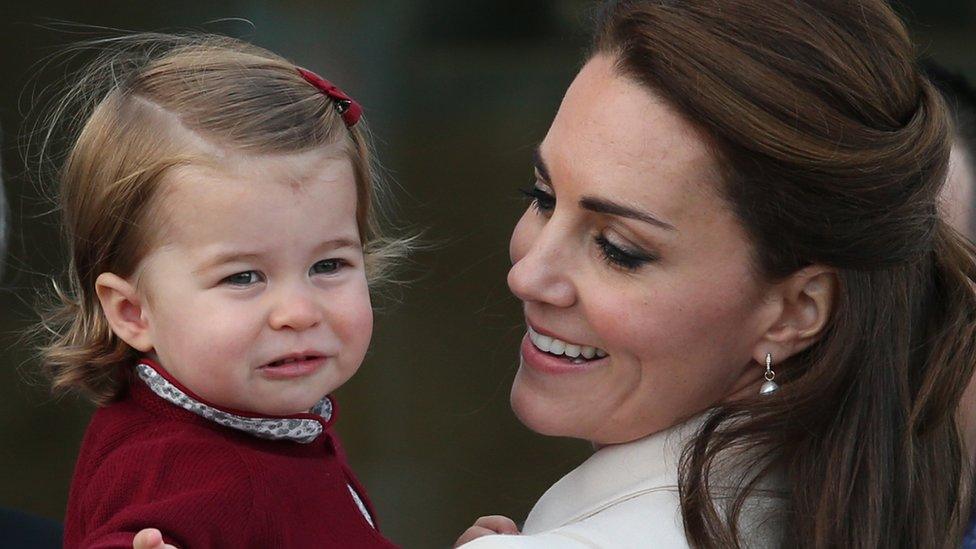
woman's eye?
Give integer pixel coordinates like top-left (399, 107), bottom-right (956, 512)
top-left (520, 185), bottom-right (556, 213)
top-left (595, 235), bottom-right (656, 270)
top-left (222, 271), bottom-right (264, 286)
top-left (310, 259), bottom-right (343, 275)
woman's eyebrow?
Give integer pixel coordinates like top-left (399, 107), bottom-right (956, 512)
top-left (532, 147), bottom-right (676, 231)
top-left (536, 145), bottom-right (674, 230)
top-left (579, 196), bottom-right (676, 231)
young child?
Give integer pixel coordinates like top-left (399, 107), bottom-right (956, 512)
top-left (38, 34), bottom-right (401, 548)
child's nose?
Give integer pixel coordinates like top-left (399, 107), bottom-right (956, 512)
top-left (268, 286), bottom-right (323, 331)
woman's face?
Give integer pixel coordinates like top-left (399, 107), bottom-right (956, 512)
top-left (508, 55), bottom-right (780, 445)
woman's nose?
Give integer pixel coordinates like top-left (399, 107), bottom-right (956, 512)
top-left (507, 215), bottom-right (577, 308)
top-left (268, 284), bottom-right (323, 331)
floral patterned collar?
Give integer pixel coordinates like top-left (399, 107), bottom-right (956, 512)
top-left (135, 361), bottom-right (333, 444)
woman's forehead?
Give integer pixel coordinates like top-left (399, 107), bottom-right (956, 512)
top-left (539, 55), bottom-right (724, 216)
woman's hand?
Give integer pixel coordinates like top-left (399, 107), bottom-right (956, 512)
top-left (132, 528), bottom-right (178, 549)
top-left (454, 515), bottom-right (520, 546)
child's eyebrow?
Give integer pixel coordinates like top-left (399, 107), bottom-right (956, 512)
top-left (193, 239), bottom-right (363, 274)
top-left (194, 252), bottom-right (262, 274)
top-left (318, 238), bottom-right (363, 252)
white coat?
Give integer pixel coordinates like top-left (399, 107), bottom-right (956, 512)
top-left (461, 414), bottom-right (783, 548)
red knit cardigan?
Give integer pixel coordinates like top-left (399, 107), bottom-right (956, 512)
top-left (63, 361), bottom-right (399, 549)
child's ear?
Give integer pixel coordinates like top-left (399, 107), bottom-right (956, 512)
top-left (95, 272), bottom-right (154, 353)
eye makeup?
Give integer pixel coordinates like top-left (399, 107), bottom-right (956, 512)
top-left (594, 235), bottom-right (657, 270)
top-left (520, 184), bottom-right (555, 213)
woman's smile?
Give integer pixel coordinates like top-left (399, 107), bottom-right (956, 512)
top-left (526, 324), bottom-right (608, 362)
top-left (520, 324), bottom-right (609, 376)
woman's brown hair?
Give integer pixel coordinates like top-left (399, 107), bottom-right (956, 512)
top-left (594, 1), bottom-right (976, 547)
top-left (36, 33), bottom-right (407, 406)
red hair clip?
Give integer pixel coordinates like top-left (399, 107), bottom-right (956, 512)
top-left (296, 67), bottom-right (362, 128)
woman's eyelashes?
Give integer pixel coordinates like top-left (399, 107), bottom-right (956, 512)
top-left (595, 235), bottom-right (656, 270)
top-left (520, 183), bottom-right (657, 270)
top-left (520, 184), bottom-right (555, 213)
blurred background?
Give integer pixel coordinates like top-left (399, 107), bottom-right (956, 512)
top-left (0, 1), bottom-right (973, 547)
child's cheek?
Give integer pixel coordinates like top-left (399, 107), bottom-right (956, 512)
top-left (336, 280), bottom-right (373, 361)
top-left (204, 308), bottom-right (254, 351)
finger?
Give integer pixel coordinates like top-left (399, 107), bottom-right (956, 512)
top-left (454, 526), bottom-right (499, 547)
top-left (132, 528), bottom-right (163, 549)
top-left (474, 515), bottom-right (520, 535)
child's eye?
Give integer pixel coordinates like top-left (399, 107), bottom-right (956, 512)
top-left (222, 271), bottom-right (264, 286)
top-left (310, 259), bottom-right (343, 275)
top-left (520, 184), bottom-right (555, 214)
top-left (595, 235), bottom-right (657, 271)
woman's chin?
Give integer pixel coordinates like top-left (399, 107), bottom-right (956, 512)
top-left (510, 371), bottom-right (588, 439)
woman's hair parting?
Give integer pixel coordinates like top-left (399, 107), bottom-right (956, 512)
top-left (594, 1), bottom-right (976, 547)
top-left (35, 33), bottom-right (407, 405)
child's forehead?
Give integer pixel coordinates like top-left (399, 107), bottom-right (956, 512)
top-left (143, 147), bottom-right (360, 250)
top-left (179, 145), bottom-right (353, 187)
top-left (164, 154), bottom-right (356, 210)
top-left (153, 151), bottom-right (351, 215)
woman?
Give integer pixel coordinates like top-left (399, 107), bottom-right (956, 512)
top-left (458, 0), bottom-right (976, 547)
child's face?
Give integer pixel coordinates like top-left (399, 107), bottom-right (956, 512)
top-left (133, 148), bottom-right (372, 416)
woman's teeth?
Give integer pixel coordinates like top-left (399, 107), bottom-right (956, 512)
top-left (528, 326), bottom-right (607, 363)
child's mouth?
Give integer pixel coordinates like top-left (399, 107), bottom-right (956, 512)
top-left (258, 354), bottom-right (329, 379)
top-left (263, 355), bottom-right (322, 368)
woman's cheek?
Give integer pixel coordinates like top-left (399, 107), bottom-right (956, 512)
top-left (589, 290), bottom-right (684, 361)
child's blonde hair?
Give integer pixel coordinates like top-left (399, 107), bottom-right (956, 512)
top-left (37, 33), bottom-right (404, 405)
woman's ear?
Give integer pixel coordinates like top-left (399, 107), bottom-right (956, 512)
top-left (95, 272), bottom-right (154, 352)
top-left (754, 265), bottom-right (836, 363)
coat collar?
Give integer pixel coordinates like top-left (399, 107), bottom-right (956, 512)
top-left (522, 413), bottom-right (708, 534)
top-left (134, 359), bottom-right (334, 444)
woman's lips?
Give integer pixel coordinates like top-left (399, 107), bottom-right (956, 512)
top-left (520, 333), bottom-right (608, 375)
top-left (258, 356), bottom-right (327, 379)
